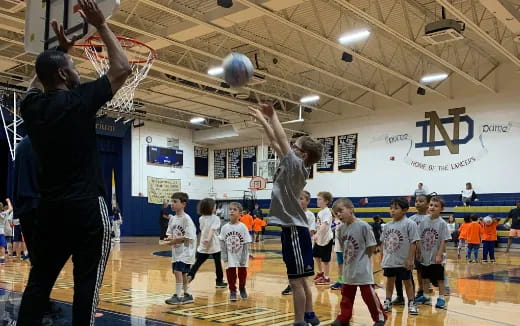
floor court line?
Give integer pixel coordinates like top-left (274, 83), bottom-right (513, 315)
top-left (444, 308), bottom-right (517, 326)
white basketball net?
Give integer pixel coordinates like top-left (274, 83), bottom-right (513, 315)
top-left (82, 37), bottom-right (156, 113)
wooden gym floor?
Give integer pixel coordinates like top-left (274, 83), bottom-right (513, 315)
top-left (1, 237), bottom-right (519, 325)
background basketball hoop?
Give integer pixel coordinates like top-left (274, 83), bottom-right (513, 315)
top-left (75, 36), bottom-right (157, 113)
top-left (249, 176), bottom-right (268, 191)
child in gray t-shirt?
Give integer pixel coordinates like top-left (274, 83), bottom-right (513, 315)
top-left (415, 197), bottom-right (451, 310)
top-left (249, 103), bottom-right (323, 326)
top-left (406, 194), bottom-right (430, 299)
top-left (331, 198), bottom-right (386, 325)
top-left (380, 198), bottom-right (420, 315)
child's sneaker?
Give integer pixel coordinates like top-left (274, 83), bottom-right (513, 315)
top-left (313, 272), bottom-right (324, 281)
top-left (415, 295), bottom-right (431, 305)
top-left (373, 322), bottom-right (385, 326)
top-left (490, 259), bottom-right (496, 264)
top-left (281, 285), bottom-right (292, 295)
top-left (239, 288), bottom-right (248, 300)
top-left (216, 281), bottom-right (227, 288)
top-left (330, 282), bottom-right (342, 290)
top-left (304, 313), bottom-right (320, 326)
top-left (331, 320), bottom-right (350, 326)
top-left (435, 297), bottom-right (446, 309)
top-left (315, 276), bottom-right (330, 285)
top-left (481, 260), bottom-right (488, 264)
top-left (383, 299), bottom-right (392, 312)
top-left (165, 294), bottom-right (182, 305)
top-left (408, 301), bottom-right (419, 315)
top-left (181, 293), bottom-right (194, 304)
top-left (391, 296), bottom-right (405, 305)
top-left (229, 292), bottom-right (238, 301)
top-left (0, 258), bottom-right (5, 264)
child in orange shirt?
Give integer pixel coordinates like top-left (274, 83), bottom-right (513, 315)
top-left (457, 216), bottom-right (471, 259)
top-left (466, 215), bottom-right (483, 263)
top-left (239, 211), bottom-right (254, 236)
top-left (252, 217), bottom-right (264, 242)
top-left (480, 216), bottom-right (499, 264)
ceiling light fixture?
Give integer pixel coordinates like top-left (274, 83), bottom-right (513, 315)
top-left (300, 95), bottom-right (320, 104)
top-left (420, 73), bottom-right (448, 83)
top-left (190, 117), bottom-right (205, 124)
top-left (208, 66), bottom-right (224, 76)
top-left (338, 30), bottom-right (371, 44)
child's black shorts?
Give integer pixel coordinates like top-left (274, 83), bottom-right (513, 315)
top-left (420, 264), bottom-right (445, 283)
top-left (312, 239), bottom-right (333, 262)
top-left (383, 267), bottom-right (412, 280)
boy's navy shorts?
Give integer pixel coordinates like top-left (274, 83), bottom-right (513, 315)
top-left (281, 226), bottom-right (314, 279)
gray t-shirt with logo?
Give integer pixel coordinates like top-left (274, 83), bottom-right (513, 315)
top-left (269, 151), bottom-right (309, 228)
top-left (381, 218), bottom-right (420, 268)
top-left (410, 214), bottom-right (429, 225)
top-left (418, 217), bottom-right (451, 266)
top-left (337, 219), bottom-right (377, 285)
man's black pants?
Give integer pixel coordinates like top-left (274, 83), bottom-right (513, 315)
top-left (17, 196), bottom-right (111, 326)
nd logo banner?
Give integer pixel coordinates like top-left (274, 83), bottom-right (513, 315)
top-left (415, 107), bottom-right (474, 156)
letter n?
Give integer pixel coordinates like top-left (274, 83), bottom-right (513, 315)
top-left (423, 107), bottom-right (465, 156)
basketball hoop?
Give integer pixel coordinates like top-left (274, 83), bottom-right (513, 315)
top-left (249, 176), bottom-right (267, 191)
top-left (75, 36), bottom-right (157, 113)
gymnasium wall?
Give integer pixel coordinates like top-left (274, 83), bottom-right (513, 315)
top-left (130, 123), bottom-right (210, 199)
top-left (213, 64), bottom-right (520, 199)
top-left (123, 64), bottom-right (520, 236)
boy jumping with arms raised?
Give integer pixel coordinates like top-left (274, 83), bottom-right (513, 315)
top-left (250, 103), bottom-right (323, 326)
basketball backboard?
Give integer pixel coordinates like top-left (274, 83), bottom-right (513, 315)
top-left (253, 159), bottom-right (279, 182)
top-left (24, 0), bottom-right (120, 55)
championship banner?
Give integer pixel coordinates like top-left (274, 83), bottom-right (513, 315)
top-left (147, 177), bottom-right (181, 204)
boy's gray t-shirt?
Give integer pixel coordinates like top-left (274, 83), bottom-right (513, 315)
top-left (337, 219), bottom-right (377, 285)
top-left (410, 213), bottom-right (429, 225)
top-left (269, 151), bottom-right (309, 228)
top-left (380, 218), bottom-right (420, 268)
top-left (418, 217), bottom-right (451, 266)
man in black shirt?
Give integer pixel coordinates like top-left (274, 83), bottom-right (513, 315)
top-left (12, 136), bottom-right (40, 258)
top-left (505, 201), bottom-right (520, 253)
top-left (18, 0), bottom-right (131, 324)
top-left (159, 200), bottom-right (171, 240)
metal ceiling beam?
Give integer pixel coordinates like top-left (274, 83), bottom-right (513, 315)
top-left (0, 10), bottom-right (338, 116)
top-left (236, 0), bottom-right (449, 99)
top-left (136, 0), bottom-right (410, 106)
top-left (152, 55), bottom-right (342, 115)
top-left (106, 19), bottom-right (371, 113)
top-left (436, 0), bottom-right (520, 67)
top-left (0, 18), bottom-right (305, 121)
top-left (331, 0), bottom-right (496, 93)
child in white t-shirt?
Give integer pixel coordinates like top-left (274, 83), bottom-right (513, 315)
top-left (220, 202), bottom-right (252, 301)
top-left (163, 192), bottom-right (197, 305)
top-left (331, 213), bottom-right (343, 290)
top-left (187, 198), bottom-right (227, 288)
top-left (313, 191), bottom-right (333, 285)
top-left (0, 199), bottom-right (13, 264)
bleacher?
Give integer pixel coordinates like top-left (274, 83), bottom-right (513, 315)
top-left (258, 192), bottom-right (520, 245)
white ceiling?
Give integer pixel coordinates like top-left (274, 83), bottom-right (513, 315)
top-left (0, 0), bottom-right (519, 141)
